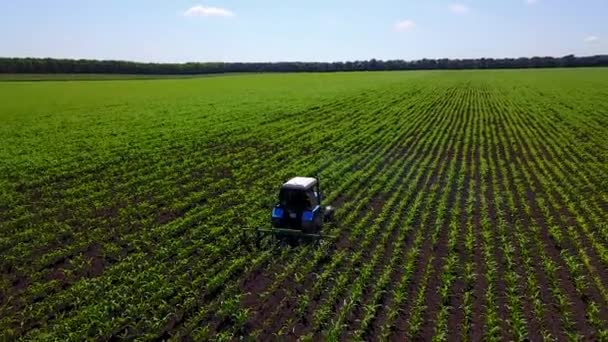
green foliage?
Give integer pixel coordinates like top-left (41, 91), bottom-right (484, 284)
top-left (1, 69), bottom-right (607, 340)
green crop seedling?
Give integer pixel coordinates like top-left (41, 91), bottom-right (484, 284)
top-left (1, 69), bottom-right (607, 340)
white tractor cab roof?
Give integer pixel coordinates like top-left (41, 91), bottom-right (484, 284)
top-left (282, 177), bottom-right (317, 190)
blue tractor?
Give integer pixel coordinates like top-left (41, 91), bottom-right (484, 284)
top-left (258, 177), bottom-right (335, 240)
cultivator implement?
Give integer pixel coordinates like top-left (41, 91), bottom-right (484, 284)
top-left (255, 227), bottom-right (336, 240)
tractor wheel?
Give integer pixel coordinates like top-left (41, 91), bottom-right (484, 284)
top-left (314, 219), bottom-right (322, 234)
top-left (323, 206), bottom-right (335, 222)
top-left (302, 225), bottom-right (314, 235)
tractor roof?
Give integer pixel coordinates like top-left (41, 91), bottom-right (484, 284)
top-left (282, 177), bottom-right (317, 190)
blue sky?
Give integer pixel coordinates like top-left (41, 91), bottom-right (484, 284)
top-left (0, 0), bottom-right (606, 62)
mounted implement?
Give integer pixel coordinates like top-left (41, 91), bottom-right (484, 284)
top-left (256, 177), bottom-right (335, 241)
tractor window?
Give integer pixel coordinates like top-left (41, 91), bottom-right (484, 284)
top-left (279, 189), bottom-right (311, 210)
top-left (307, 190), bottom-right (319, 208)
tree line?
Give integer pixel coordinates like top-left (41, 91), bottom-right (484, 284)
top-left (1, 55), bottom-right (607, 75)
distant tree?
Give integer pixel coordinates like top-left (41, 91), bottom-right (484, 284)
top-left (0, 55), bottom-right (606, 75)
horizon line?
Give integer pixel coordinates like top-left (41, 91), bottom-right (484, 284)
top-left (1, 54), bottom-right (606, 65)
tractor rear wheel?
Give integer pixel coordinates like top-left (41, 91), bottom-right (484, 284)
top-left (323, 206), bottom-right (335, 222)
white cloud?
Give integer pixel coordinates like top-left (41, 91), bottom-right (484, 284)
top-left (449, 3), bottom-right (470, 14)
top-left (184, 5), bottom-right (235, 17)
top-left (394, 20), bottom-right (416, 32)
top-left (526, 0), bottom-right (538, 5)
top-left (584, 35), bottom-right (599, 43)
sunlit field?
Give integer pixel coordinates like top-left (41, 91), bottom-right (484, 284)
top-left (1, 69), bottom-right (607, 340)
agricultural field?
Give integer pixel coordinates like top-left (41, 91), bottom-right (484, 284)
top-left (1, 69), bottom-right (607, 341)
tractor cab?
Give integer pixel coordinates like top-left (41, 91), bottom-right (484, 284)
top-left (271, 177), bottom-right (331, 235)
